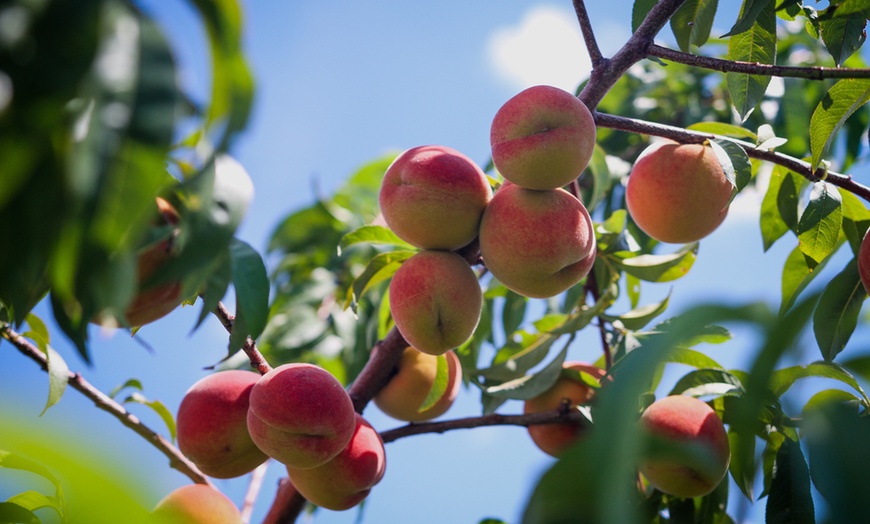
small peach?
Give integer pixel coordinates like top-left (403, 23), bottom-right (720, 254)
top-left (374, 348), bottom-right (462, 422)
top-left (151, 484), bottom-right (241, 524)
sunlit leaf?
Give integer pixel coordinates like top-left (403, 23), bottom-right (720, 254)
top-left (228, 238), bottom-right (270, 353)
top-left (797, 181), bottom-right (843, 267)
top-left (687, 122), bottom-right (757, 140)
top-left (813, 259), bottom-right (866, 361)
top-left (726, 0), bottom-right (776, 120)
top-left (418, 354), bottom-right (449, 413)
top-left (123, 392), bottom-right (177, 442)
top-left (809, 78), bottom-right (870, 170)
top-left (820, 12), bottom-right (867, 66)
top-left (338, 225), bottom-right (414, 254)
top-left (608, 243), bottom-right (699, 282)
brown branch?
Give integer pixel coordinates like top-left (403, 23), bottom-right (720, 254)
top-left (579, 0), bottom-right (687, 110)
top-left (649, 44), bottom-right (870, 80)
top-left (583, 270), bottom-right (613, 371)
top-left (347, 326), bottom-right (409, 414)
top-left (212, 301), bottom-right (272, 375)
top-left (0, 322), bottom-right (213, 487)
top-left (572, 0), bottom-right (603, 66)
top-left (261, 478), bottom-right (307, 524)
top-left (379, 409), bottom-right (590, 444)
top-left (594, 112), bottom-right (870, 202)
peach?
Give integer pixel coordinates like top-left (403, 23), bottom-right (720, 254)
top-left (286, 414), bottom-right (386, 511)
top-left (490, 85), bottom-right (596, 190)
top-left (523, 362), bottom-right (607, 457)
top-left (479, 183), bottom-right (596, 298)
top-left (151, 484), bottom-right (241, 524)
top-left (374, 348), bottom-right (462, 422)
top-left (859, 228), bottom-right (870, 295)
top-left (246, 363), bottom-right (356, 469)
top-left (378, 145), bottom-right (492, 250)
top-left (176, 370), bottom-right (268, 479)
top-left (389, 250), bottom-right (482, 356)
top-left (638, 395), bottom-right (731, 498)
top-left (625, 141), bottom-right (732, 244)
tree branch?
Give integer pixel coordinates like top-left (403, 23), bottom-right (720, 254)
top-left (572, 0), bottom-right (603, 66)
top-left (212, 301), bottom-right (272, 375)
top-left (594, 112), bottom-right (870, 202)
top-left (379, 409), bottom-right (590, 444)
top-left (0, 322), bottom-right (213, 487)
top-left (649, 44), bottom-right (870, 80)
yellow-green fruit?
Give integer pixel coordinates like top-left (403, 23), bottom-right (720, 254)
top-left (491, 85), bottom-right (597, 190)
top-left (479, 183), bottom-right (596, 298)
top-left (625, 141), bottom-right (732, 244)
top-left (638, 395), bottom-right (731, 498)
top-left (151, 484), bottom-right (241, 524)
top-left (389, 250), bottom-right (482, 355)
top-left (374, 348), bottom-right (462, 422)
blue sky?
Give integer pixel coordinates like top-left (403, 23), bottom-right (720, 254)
top-left (2, 1), bottom-right (867, 523)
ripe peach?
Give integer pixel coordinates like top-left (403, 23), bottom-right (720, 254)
top-left (246, 363), bottom-right (356, 469)
top-left (625, 141), bottom-right (732, 244)
top-left (638, 395), bottom-right (731, 498)
top-left (176, 370), bottom-right (268, 479)
top-left (389, 250), bottom-right (482, 356)
top-left (479, 183), bottom-right (596, 298)
top-left (379, 145), bottom-right (493, 250)
top-left (858, 228), bottom-right (870, 295)
top-left (151, 484), bottom-right (241, 524)
top-left (374, 348), bottom-right (462, 422)
top-left (523, 362), bottom-right (607, 457)
top-left (490, 85), bottom-right (596, 190)
top-left (286, 414), bottom-right (386, 511)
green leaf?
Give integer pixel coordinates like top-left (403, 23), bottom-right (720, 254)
top-left (601, 292), bottom-right (670, 331)
top-left (765, 438), bottom-right (814, 524)
top-left (0, 450), bottom-right (60, 487)
top-left (669, 369), bottom-right (745, 397)
top-left (123, 392), bottom-right (177, 442)
top-left (502, 291), bottom-right (528, 337)
top-left (809, 79), bottom-right (870, 170)
top-left (0, 502), bottom-right (40, 524)
top-left (802, 388), bottom-right (861, 414)
top-left (338, 225), bottom-right (414, 254)
top-left (726, 0), bottom-right (776, 120)
top-left (834, 0), bottom-right (870, 17)
top-left (760, 166), bottom-right (792, 251)
top-left (39, 346), bottom-right (69, 417)
top-left (347, 250), bottom-right (415, 307)
top-left (729, 428), bottom-right (757, 501)
top-left (710, 138), bottom-right (753, 197)
top-left (608, 243), bottom-right (699, 282)
top-left (670, 0), bottom-right (719, 52)
top-left (631, 0), bottom-right (659, 32)
top-left (820, 12), bottom-right (867, 66)
top-left (813, 259), bottom-right (866, 361)
top-left (6, 490), bottom-right (62, 518)
top-left (228, 239), bottom-right (270, 353)
top-left (665, 348), bottom-right (725, 370)
top-left (687, 121), bottom-right (758, 140)
top-left (769, 361), bottom-right (870, 404)
top-left (780, 241), bottom-right (839, 316)
top-left (108, 379), bottom-right (144, 400)
top-left (483, 338), bottom-right (571, 400)
top-left (418, 354), bottom-right (449, 414)
top-left (797, 181), bottom-right (843, 267)
top-left (478, 332), bottom-right (559, 382)
top-left (581, 144), bottom-right (611, 211)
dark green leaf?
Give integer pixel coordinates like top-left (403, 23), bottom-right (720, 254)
top-left (5, 490), bottom-right (62, 518)
top-left (632, 0), bottom-right (659, 32)
top-left (608, 243), bottom-right (699, 282)
top-left (760, 166), bottom-right (792, 251)
top-left (769, 361), bottom-right (869, 404)
top-left (797, 181), bottom-right (843, 267)
top-left (765, 438), bottom-right (814, 524)
top-left (0, 502), bottom-right (39, 524)
top-left (813, 259), bottom-right (866, 361)
top-left (780, 241), bottom-right (839, 316)
top-left (834, 0), bottom-right (870, 17)
top-left (809, 79), bottom-right (870, 170)
top-left (820, 12), bottom-right (867, 66)
top-left (710, 138), bottom-right (753, 198)
top-left (726, 0), bottom-right (776, 120)
top-left (729, 428), bottom-right (757, 501)
top-left (483, 338), bottom-right (570, 400)
top-left (671, 0), bottom-right (719, 52)
top-left (228, 239), bottom-right (270, 353)
top-left (502, 291), bottom-right (528, 337)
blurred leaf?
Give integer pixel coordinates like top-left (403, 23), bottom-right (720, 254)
top-left (418, 354), bottom-right (449, 413)
top-left (0, 502), bottom-right (40, 524)
top-left (601, 292), bottom-right (669, 331)
top-left (5, 490), bottom-right (62, 519)
top-left (802, 388), bottom-right (861, 414)
top-left (780, 241), bottom-right (839, 316)
top-left (726, 0), bottom-right (776, 120)
top-left (123, 392), bottom-right (177, 442)
top-left (820, 12), bottom-right (867, 66)
top-left (108, 379), bottom-right (144, 400)
top-left (338, 225), bottom-right (414, 254)
top-left (0, 450), bottom-right (60, 487)
top-left (687, 122), bottom-right (757, 140)
top-left (765, 438), bottom-right (814, 524)
top-left (669, 369), bottom-right (745, 397)
top-left (608, 243), bottom-right (698, 282)
top-left (809, 78), bottom-right (870, 170)
top-left (581, 144), bottom-right (611, 211)
top-left (332, 153), bottom-right (397, 223)
top-left (813, 259), bottom-right (866, 361)
top-left (478, 331), bottom-right (559, 382)
top-left (347, 250), bottom-right (415, 308)
top-left (797, 182), bottom-right (843, 267)
top-left (760, 166), bottom-right (792, 251)
top-left (670, 0), bottom-right (719, 52)
top-left (664, 348), bottom-right (724, 370)
top-left (228, 238), bottom-right (270, 353)
top-left (769, 361), bottom-right (869, 404)
top-left (483, 337), bottom-right (571, 400)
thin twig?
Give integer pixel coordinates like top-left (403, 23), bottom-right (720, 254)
top-left (0, 323), bottom-right (212, 487)
top-left (212, 301), bottom-right (272, 375)
top-left (649, 44), bottom-right (870, 80)
top-left (572, 0), bottom-right (603, 66)
top-left (241, 461), bottom-right (269, 524)
top-left (594, 112), bottom-right (870, 202)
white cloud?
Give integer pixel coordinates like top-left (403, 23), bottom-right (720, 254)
top-left (487, 5), bottom-right (591, 92)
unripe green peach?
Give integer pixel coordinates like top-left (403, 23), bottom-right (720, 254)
top-left (246, 363), bottom-right (356, 469)
top-left (490, 85), bottom-right (596, 190)
top-left (523, 362), bottom-right (606, 457)
top-left (176, 370), bottom-right (268, 479)
top-left (287, 414), bottom-right (386, 511)
top-left (858, 228), bottom-right (870, 295)
top-left (479, 183), bottom-right (596, 298)
top-left (151, 484), bottom-right (241, 524)
top-left (389, 250), bottom-right (482, 356)
top-left (374, 348), bottom-right (462, 422)
top-left (638, 395), bottom-right (731, 498)
top-left (625, 141), bottom-right (732, 244)
top-left (379, 145), bottom-right (492, 250)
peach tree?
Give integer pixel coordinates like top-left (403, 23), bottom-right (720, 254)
top-left (3, 0), bottom-right (870, 523)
